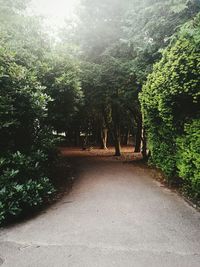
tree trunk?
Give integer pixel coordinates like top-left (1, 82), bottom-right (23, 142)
top-left (124, 129), bottom-right (130, 146)
top-left (111, 92), bottom-right (121, 156)
top-left (142, 128), bottom-right (148, 160)
top-left (101, 128), bottom-right (108, 149)
top-left (114, 124), bottom-right (121, 156)
top-left (134, 119), bottom-right (142, 153)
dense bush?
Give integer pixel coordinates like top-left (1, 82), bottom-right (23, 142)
top-left (140, 14), bottom-right (200, 200)
top-left (177, 119), bottom-right (200, 202)
top-left (0, 46), bottom-right (56, 225)
top-left (0, 152), bottom-right (55, 222)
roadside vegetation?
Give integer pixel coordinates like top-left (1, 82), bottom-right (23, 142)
top-left (0, 0), bottom-right (199, 224)
top-left (140, 15), bottom-right (200, 202)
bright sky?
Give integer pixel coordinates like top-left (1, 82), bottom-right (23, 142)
top-left (29, 0), bottom-right (79, 29)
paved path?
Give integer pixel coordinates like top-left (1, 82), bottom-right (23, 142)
top-left (0, 148), bottom-right (200, 267)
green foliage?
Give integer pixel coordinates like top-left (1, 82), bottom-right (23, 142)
top-left (0, 0), bottom-right (85, 225)
top-left (122, 0), bottom-right (200, 83)
top-left (0, 38), bottom-right (56, 225)
top-left (41, 51), bottom-right (83, 133)
top-left (177, 119), bottom-right (200, 202)
top-left (0, 45), bottom-right (52, 152)
top-left (0, 151), bottom-right (55, 224)
top-left (140, 14), bottom-right (200, 199)
top-left (75, 0), bottom-right (131, 59)
top-left (0, 0), bottom-right (51, 71)
top-left (79, 56), bottom-right (139, 145)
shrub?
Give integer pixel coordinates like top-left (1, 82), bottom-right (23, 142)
top-left (140, 14), bottom-right (200, 199)
top-left (0, 46), bottom-right (56, 225)
top-left (177, 119), bottom-right (200, 202)
top-left (0, 151), bottom-right (55, 224)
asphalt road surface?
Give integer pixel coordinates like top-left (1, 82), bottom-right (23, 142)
top-left (0, 148), bottom-right (200, 267)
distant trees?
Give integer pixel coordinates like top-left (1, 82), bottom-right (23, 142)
top-left (40, 51), bottom-right (83, 136)
top-left (68, 0), bottom-right (141, 155)
top-left (75, 0), bottom-right (131, 59)
top-left (79, 56), bottom-right (138, 155)
top-left (80, 62), bottom-right (111, 149)
top-left (69, 0), bottom-right (200, 156)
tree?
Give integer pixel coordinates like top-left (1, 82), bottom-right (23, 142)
top-left (80, 62), bottom-right (111, 148)
top-left (74, 0), bottom-right (131, 59)
top-left (79, 57), bottom-right (137, 155)
top-left (40, 51), bottom-right (83, 135)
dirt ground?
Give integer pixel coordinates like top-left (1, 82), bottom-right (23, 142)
top-left (59, 146), bottom-right (143, 161)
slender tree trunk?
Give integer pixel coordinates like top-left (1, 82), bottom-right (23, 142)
top-left (114, 124), bottom-right (121, 156)
top-left (101, 128), bottom-right (108, 149)
top-left (111, 91), bottom-right (121, 156)
top-left (134, 118), bottom-right (142, 153)
top-left (142, 128), bottom-right (148, 160)
top-left (124, 129), bottom-right (130, 146)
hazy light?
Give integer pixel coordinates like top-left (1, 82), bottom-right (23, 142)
top-left (29, 0), bottom-right (79, 29)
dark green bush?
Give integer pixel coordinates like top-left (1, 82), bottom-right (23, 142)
top-left (0, 152), bottom-right (55, 225)
top-left (0, 46), bottom-right (56, 225)
top-left (0, 168), bottom-right (54, 224)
